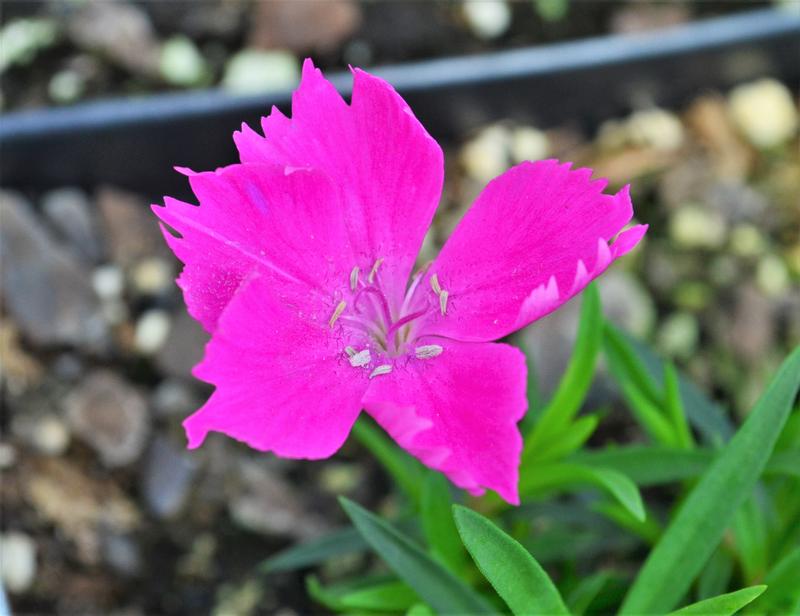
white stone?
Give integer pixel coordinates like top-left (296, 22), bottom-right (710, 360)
top-left (135, 310), bottom-right (171, 354)
top-left (627, 108), bottom-right (684, 151)
top-left (32, 414), bottom-right (70, 456)
top-left (462, 0), bottom-right (512, 40)
top-left (669, 205), bottom-right (726, 249)
top-left (222, 50), bottom-right (299, 94)
top-left (92, 265), bottom-right (124, 300)
top-left (510, 126), bottom-right (549, 163)
top-left (728, 79), bottom-right (799, 149)
top-left (757, 255), bottom-right (790, 296)
top-left (131, 257), bottom-right (173, 295)
top-left (461, 124), bottom-right (511, 183)
top-left (0, 532), bottom-right (36, 593)
top-left (160, 35), bottom-right (208, 87)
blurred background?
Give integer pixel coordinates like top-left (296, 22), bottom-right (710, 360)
top-left (1, 1), bottom-right (799, 614)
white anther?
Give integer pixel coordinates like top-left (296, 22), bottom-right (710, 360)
top-left (430, 273), bottom-right (442, 295)
top-left (350, 266), bottom-right (360, 292)
top-left (369, 364), bottom-right (392, 379)
top-left (349, 349), bottom-right (371, 367)
top-left (415, 345), bottom-right (443, 359)
top-left (345, 346), bottom-right (356, 357)
top-left (368, 258), bottom-right (385, 283)
top-left (328, 301), bottom-right (347, 327)
top-left (439, 290), bottom-right (449, 315)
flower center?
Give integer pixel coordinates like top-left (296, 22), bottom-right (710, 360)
top-left (327, 258), bottom-right (446, 375)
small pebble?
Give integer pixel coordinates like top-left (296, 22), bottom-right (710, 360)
top-left (657, 312), bottom-right (699, 360)
top-left (670, 204), bottom-right (726, 249)
top-left (134, 310), bottom-right (171, 355)
top-left (160, 35), bottom-right (208, 87)
top-left (0, 443), bottom-right (17, 469)
top-left (728, 78), bottom-right (799, 149)
top-left (627, 108), bottom-right (684, 151)
top-left (31, 414), bottom-right (71, 456)
top-left (0, 532), bottom-right (36, 593)
top-left (756, 255), bottom-right (790, 296)
top-left (222, 50), bottom-right (299, 94)
top-left (462, 0), bottom-right (512, 40)
top-left (730, 224), bottom-right (766, 257)
top-left (92, 265), bottom-right (125, 301)
top-left (131, 257), bottom-right (173, 295)
top-left (461, 124), bottom-right (511, 183)
top-left (48, 69), bottom-right (85, 104)
top-left (510, 126), bottom-right (549, 163)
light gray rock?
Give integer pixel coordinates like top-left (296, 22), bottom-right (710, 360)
top-left (41, 187), bottom-right (103, 262)
top-left (0, 191), bottom-right (107, 350)
top-left (141, 436), bottom-right (197, 518)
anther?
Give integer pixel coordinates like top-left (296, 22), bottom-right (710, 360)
top-left (368, 258), bottom-right (384, 283)
top-left (415, 345), bottom-right (443, 359)
top-left (430, 273), bottom-right (442, 295)
top-left (345, 346), bottom-right (356, 357)
top-left (369, 364), bottom-right (392, 379)
top-left (439, 290), bottom-right (449, 315)
top-left (328, 301), bottom-right (347, 327)
top-left (350, 266), bottom-right (360, 292)
top-left (349, 349), bottom-right (371, 367)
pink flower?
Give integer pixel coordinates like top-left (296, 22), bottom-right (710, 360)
top-left (153, 59), bottom-right (646, 505)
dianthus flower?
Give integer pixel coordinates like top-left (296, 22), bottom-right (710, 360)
top-left (153, 60), bottom-right (646, 504)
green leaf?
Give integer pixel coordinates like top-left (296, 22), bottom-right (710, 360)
top-left (339, 498), bottom-right (493, 614)
top-left (753, 546), bottom-right (800, 611)
top-left (620, 346), bottom-right (800, 614)
top-left (604, 322), bottom-right (662, 408)
top-left (732, 497), bottom-right (768, 583)
top-left (339, 580), bottom-right (419, 611)
top-left (668, 586), bottom-right (767, 615)
top-left (697, 548), bottom-right (735, 601)
top-left (664, 361), bottom-right (694, 449)
top-left (352, 418), bottom-right (424, 504)
top-left (520, 462), bottom-right (645, 522)
top-left (453, 505), bottom-right (569, 615)
top-left (528, 414), bottom-right (600, 463)
top-left (524, 284), bottom-right (602, 459)
top-left (420, 471), bottom-right (466, 573)
top-left (612, 325), bottom-right (734, 443)
top-left (406, 604), bottom-right (435, 616)
top-left (593, 501), bottom-right (661, 544)
top-left (618, 377), bottom-right (680, 446)
top-left (571, 446), bottom-right (799, 486)
top-left (566, 571), bottom-right (612, 615)
top-left (260, 526), bottom-right (366, 573)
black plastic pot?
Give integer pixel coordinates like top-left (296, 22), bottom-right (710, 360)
top-left (1, 8), bottom-right (798, 198)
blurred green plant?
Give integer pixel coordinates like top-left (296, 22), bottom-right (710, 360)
top-left (258, 287), bottom-right (800, 615)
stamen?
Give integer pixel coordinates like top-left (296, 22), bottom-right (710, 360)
top-left (439, 290), bottom-right (449, 315)
top-left (349, 349), bottom-right (371, 367)
top-left (369, 364), bottom-right (392, 379)
top-left (415, 345), bottom-right (443, 359)
top-left (345, 346), bottom-right (356, 357)
top-left (368, 258), bottom-right (384, 283)
top-left (329, 301), bottom-right (347, 327)
top-left (350, 266), bottom-right (360, 292)
top-left (385, 308), bottom-right (428, 339)
top-left (430, 273), bottom-right (442, 295)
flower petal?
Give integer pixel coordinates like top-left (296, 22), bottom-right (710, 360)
top-left (184, 274), bottom-right (369, 458)
top-left (421, 160), bottom-right (647, 342)
top-left (234, 59), bottom-right (444, 302)
top-left (361, 340), bottom-right (527, 504)
top-left (153, 163), bottom-right (354, 332)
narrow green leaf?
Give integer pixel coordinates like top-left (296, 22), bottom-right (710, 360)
top-left (528, 414), bottom-right (600, 463)
top-left (352, 418), bottom-right (424, 504)
top-left (697, 548), bottom-right (735, 601)
top-left (620, 346), bottom-right (800, 614)
top-left (664, 361), bottom-right (694, 449)
top-left (593, 501), bottom-right (661, 544)
top-left (732, 497), bottom-right (768, 583)
top-left (306, 575), bottom-right (348, 611)
top-left (453, 505), bottom-right (569, 616)
top-left (406, 604), bottom-right (435, 616)
top-left (618, 377), bottom-right (680, 446)
top-left (613, 325), bottom-right (734, 442)
top-left (668, 586), bottom-right (767, 615)
top-left (525, 284), bottom-right (602, 459)
top-left (420, 471), bottom-right (466, 573)
top-left (339, 580), bottom-right (419, 611)
top-left (571, 446), bottom-right (799, 486)
top-left (566, 571), bottom-right (612, 615)
top-left (260, 526), bottom-right (366, 573)
top-left (753, 546), bottom-right (800, 611)
top-left (339, 498), bottom-right (493, 614)
top-left (520, 462), bottom-right (645, 522)
top-left (604, 322), bottom-right (662, 407)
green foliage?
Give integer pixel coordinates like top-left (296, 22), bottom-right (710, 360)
top-left (668, 586), bottom-right (767, 615)
top-left (420, 471), bottom-right (467, 574)
top-left (453, 505), bottom-right (569, 615)
top-left (339, 497), bottom-right (494, 614)
top-left (620, 346), bottom-right (800, 613)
